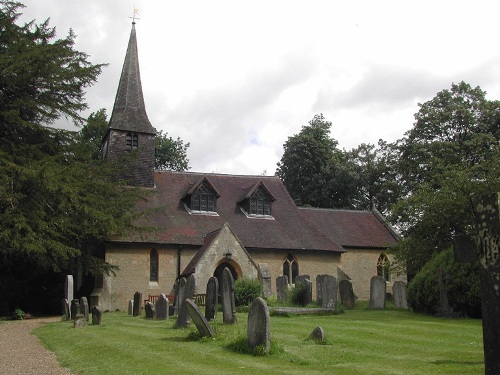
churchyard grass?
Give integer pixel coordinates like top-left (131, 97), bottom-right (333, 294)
top-left (34, 305), bottom-right (484, 375)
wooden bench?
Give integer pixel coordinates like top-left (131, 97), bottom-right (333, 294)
top-left (144, 294), bottom-right (204, 306)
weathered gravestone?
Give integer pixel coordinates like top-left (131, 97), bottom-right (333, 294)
top-left (176, 275), bottom-right (196, 328)
top-left (80, 297), bottom-right (89, 321)
top-left (276, 275), bottom-right (288, 302)
top-left (185, 299), bottom-right (214, 338)
top-left (436, 268), bottom-right (457, 317)
top-left (222, 267), bottom-right (237, 324)
top-left (258, 263), bottom-right (273, 297)
top-left (247, 297), bottom-right (270, 354)
top-left (61, 299), bottom-right (70, 320)
top-left (92, 305), bottom-right (102, 325)
top-left (155, 294), bottom-right (169, 320)
top-left (339, 279), bottom-right (355, 309)
top-left (316, 274), bottom-right (337, 309)
top-left (453, 192), bottom-right (500, 375)
top-left (70, 299), bottom-right (80, 320)
top-left (128, 300), bottom-right (134, 316)
top-left (295, 275), bottom-right (312, 306)
top-left (205, 276), bottom-right (218, 321)
top-left (65, 275), bottom-right (74, 305)
top-left (309, 326), bottom-right (325, 342)
top-left (369, 276), bottom-right (386, 310)
top-left (133, 292), bottom-right (142, 317)
top-left (73, 317), bottom-right (87, 328)
top-left (145, 302), bottom-right (155, 319)
top-left (392, 281), bottom-right (408, 309)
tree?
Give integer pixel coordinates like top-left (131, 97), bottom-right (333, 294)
top-left (78, 109), bottom-right (109, 160)
top-left (155, 130), bottom-right (190, 171)
top-left (391, 82), bottom-right (500, 276)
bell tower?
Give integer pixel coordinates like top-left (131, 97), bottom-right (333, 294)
top-left (102, 20), bottom-right (156, 188)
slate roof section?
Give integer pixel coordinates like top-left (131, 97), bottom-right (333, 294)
top-left (114, 171), bottom-right (345, 253)
top-left (108, 23), bottom-right (156, 135)
top-left (298, 207), bottom-right (399, 249)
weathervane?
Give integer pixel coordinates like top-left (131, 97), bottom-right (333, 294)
top-left (129, 6), bottom-right (140, 23)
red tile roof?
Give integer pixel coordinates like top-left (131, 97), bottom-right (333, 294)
top-left (114, 171), bottom-right (345, 253)
top-left (298, 207), bottom-right (399, 248)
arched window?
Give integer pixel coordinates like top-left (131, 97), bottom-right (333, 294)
top-left (283, 254), bottom-right (298, 285)
top-left (126, 132), bottom-right (139, 150)
top-left (377, 253), bottom-right (390, 282)
top-left (150, 249), bottom-right (158, 282)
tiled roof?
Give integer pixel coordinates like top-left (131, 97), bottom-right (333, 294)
top-left (298, 207), bottom-right (399, 248)
top-left (108, 23), bottom-right (156, 135)
top-left (114, 171), bottom-right (344, 253)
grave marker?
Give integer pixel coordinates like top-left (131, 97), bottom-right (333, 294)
top-left (309, 326), bottom-right (325, 342)
top-left (80, 297), bottom-right (89, 321)
top-left (276, 275), bottom-right (288, 302)
top-left (61, 299), bottom-right (70, 321)
top-left (369, 276), bottom-right (386, 310)
top-left (64, 275), bottom-right (73, 305)
top-left (339, 279), bottom-right (355, 309)
top-left (205, 277), bottom-right (219, 321)
top-left (247, 297), bottom-right (270, 354)
top-left (392, 281), bottom-right (408, 309)
top-left (295, 275), bottom-right (312, 306)
top-left (155, 294), bottom-right (169, 320)
top-left (316, 274), bottom-right (337, 309)
top-left (133, 292), bottom-right (142, 317)
top-left (92, 305), bottom-right (102, 325)
top-left (222, 267), bottom-right (237, 324)
top-left (145, 301), bottom-right (155, 319)
top-left (185, 299), bottom-right (214, 338)
top-left (128, 300), bottom-right (134, 316)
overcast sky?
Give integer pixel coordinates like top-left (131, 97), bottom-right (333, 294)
top-left (19, 1), bottom-right (500, 175)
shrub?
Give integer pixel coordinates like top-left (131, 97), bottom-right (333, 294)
top-left (234, 278), bottom-right (262, 307)
top-left (407, 247), bottom-right (481, 317)
top-left (287, 283), bottom-right (308, 306)
top-left (12, 308), bottom-right (25, 320)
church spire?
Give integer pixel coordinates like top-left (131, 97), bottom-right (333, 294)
top-left (108, 22), bottom-right (155, 135)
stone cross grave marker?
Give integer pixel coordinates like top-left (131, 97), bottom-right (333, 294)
top-left (369, 276), bottom-right (386, 310)
top-left (294, 275), bottom-right (312, 306)
top-left (453, 192), bottom-right (500, 375)
top-left (133, 292), bottom-right (142, 317)
top-left (185, 299), bottom-right (215, 338)
top-left (276, 275), bottom-right (288, 302)
top-left (222, 267), bottom-right (237, 324)
top-left (205, 276), bottom-right (218, 321)
top-left (316, 274), bottom-right (337, 309)
top-left (155, 294), bottom-right (169, 320)
top-left (339, 279), bottom-right (355, 309)
top-left (392, 281), bottom-right (408, 309)
top-left (247, 297), bottom-right (270, 354)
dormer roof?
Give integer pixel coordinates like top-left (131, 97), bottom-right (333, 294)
top-left (108, 23), bottom-right (156, 135)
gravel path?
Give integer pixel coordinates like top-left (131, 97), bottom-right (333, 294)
top-left (0, 317), bottom-right (74, 375)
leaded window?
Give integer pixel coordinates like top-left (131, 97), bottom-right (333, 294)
top-left (377, 253), bottom-right (390, 282)
top-left (150, 249), bottom-right (158, 282)
top-left (248, 186), bottom-right (271, 216)
top-left (191, 183), bottom-right (216, 212)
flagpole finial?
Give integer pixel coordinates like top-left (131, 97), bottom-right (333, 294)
top-left (129, 7), bottom-right (140, 24)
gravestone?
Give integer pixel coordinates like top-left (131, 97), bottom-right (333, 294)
top-left (222, 267), bottom-right (237, 324)
top-left (436, 268), bottom-right (456, 317)
top-left (80, 297), bottom-right (89, 321)
top-left (369, 276), bottom-right (386, 310)
top-left (247, 297), bottom-right (270, 354)
top-left (295, 275), bottom-right (312, 306)
top-left (309, 326), bottom-right (325, 342)
top-left (70, 299), bottom-right (80, 320)
top-left (316, 274), bottom-right (337, 309)
top-left (128, 300), bottom-right (134, 316)
top-left (185, 299), bottom-right (215, 338)
top-left (61, 299), bottom-right (70, 320)
top-left (176, 275), bottom-right (196, 328)
top-left (339, 279), bottom-right (355, 309)
top-left (73, 317), bottom-right (87, 328)
top-left (454, 192), bottom-right (500, 374)
top-left (205, 277), bottom-right (219, 321)
top-left (91, 305), bottom-right (102, 325)
top-left (276, 275), bottom-right (288, 302)
top-left (145, 301), bottom-right (155, 319)
top-left (258, 263), bottom-right (273, 297)
top-left (133, 291), bottom-right (142, 317)
top-left (392, 281), bottom-right (408, 309)
top-left (155, 294), bottom-right (169, 320)
top-left (174, 277), bottom-right (186, 323)
top-left (64, 275), bottom-right (74, 305)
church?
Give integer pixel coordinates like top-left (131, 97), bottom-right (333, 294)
top-left (92, 22), bottom-right (403, 311)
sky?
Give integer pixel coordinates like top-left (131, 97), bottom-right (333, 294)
top-left (19, 1), bottom-right (500, 175)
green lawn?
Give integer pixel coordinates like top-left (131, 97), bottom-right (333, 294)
top-left (34, 305), bottom-right (484, 375)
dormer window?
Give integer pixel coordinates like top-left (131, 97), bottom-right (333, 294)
top-left (126, 132), bottom-right (138, 150)
top-left (183, 177), bottom-right (220, 215)
top-left (240, 181), bottom-right (275, 218)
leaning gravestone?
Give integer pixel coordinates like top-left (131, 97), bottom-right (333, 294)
top-left (92, 305), bottom-right (102, 325)
top-left (339, 279), bottom-right (355, 309)
top-left (309, 326), bottom-right (325, 342)
top-left (65, 275), bottom-right (74, 305)
top-left (70, 299), bottom-right (80, 320)
top-left (80, 297), bottom-right (89, 321)
top-left (222, 267), bottom-right (237, 324)
top-left (276, 275), bottom-right (288, 302)
top-left (155, 294), bottom-right (169, 320)
top-left (128, 300), bottom-right (134, 316)
top-left (176, 275), bottom-right (196, 328)
top-left (205, 277), bottom-right (218, 321)
top-left (316, 274), bottom-right (337, 309)
top-left (61, 299), bottom-right (70, 320)
top-left (369, 276), bottom-right (386, 310)
top-left (145, 302), bottom-right (155, 319)
top-left (133, 291), bottom-right (142, 317)
top-left (185, 299), bottom-right (214, 338)
top-left (392, 281), bottom-right (408, 309)
top-left (295, 275), bottom-right (312, 306)
top-left (247, 297), bottom-right (270, 354)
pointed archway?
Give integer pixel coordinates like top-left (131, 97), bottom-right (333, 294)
top-left (213, 260), bottom-right (240, 289)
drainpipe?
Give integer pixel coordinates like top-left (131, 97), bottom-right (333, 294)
top-left (177, 245), bottom-right (182, 277)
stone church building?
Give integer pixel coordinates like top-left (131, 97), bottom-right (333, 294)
top-left (93, 23), bottom-right (403, 311)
